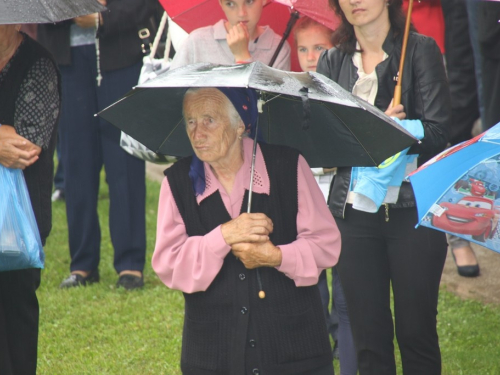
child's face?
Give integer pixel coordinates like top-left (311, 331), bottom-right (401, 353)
top-left (219, 0), bottom-right (266, 35)
top-left (296, 27), bottom-right (333, 72)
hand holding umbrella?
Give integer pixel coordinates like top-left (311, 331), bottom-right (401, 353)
top-left (393, 0), bottom-right (413, 106)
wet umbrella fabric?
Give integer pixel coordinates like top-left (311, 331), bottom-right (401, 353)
top-left (0, 0), bottom-right (106, 24)
top-left (408, 122), bottom-right (500, 253)
top-left (98, 61), bottom-right (417, 169)
top-left (272, 0), bottom-right (339, 31)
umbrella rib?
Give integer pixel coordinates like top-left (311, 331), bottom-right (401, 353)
top-left (261, 93), bottom-right (283, 105)
top-left (157, 118), bottom-right (185, 153)
top-left (321, 103), bottom-right (378, 166)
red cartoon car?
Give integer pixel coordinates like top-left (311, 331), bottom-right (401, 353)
top-left (470, 179), bottom-right (487, 196)
top-left (432, 196), bottom-right (498, 242)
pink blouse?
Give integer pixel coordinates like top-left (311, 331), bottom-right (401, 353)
top-left (152, 138), bottom-right (341, 293)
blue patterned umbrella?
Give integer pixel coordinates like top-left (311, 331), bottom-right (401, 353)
top-left (408, 122), bottom-right (500, 253)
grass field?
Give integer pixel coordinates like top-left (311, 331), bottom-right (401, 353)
top-left (37, 174), bottom-right (500, 374)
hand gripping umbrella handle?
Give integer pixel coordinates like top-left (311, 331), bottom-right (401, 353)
top-left (393, 0), bottom-right (413, 106)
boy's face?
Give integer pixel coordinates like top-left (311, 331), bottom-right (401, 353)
top-left (219, 0), bottom-right (266, 35)
top-left (296, 26), bottom-right (333, 72)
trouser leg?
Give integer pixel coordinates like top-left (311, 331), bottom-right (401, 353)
top-left (96, 61), bottom-right (146, 273)
top-left (0, 269), bottom-right (41, 375)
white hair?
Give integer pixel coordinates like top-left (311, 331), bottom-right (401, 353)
top-left (183, 88), bottom-right (243, 129)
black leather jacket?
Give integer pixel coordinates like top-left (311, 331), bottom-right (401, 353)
top-left (317, 29), bottom-right (451, 218)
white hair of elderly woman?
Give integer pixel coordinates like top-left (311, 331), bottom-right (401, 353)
top-left (183, 87), bottom-right (243, 130)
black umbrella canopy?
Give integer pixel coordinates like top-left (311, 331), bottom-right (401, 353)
top-left (0, 0), bottom-right (106, 24)
top-left (99, 62), bottom-right (418, 168)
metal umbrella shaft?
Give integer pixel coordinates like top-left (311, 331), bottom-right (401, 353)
top-left (269, 11), bottom-right (300, 67)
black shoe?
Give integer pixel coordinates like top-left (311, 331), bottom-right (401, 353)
top-left (451, 249), bottom-right (480, 277)
top-left (116, 274), bottom-right (144, 290)
top-left (60, 270), bottom-right (100, 288)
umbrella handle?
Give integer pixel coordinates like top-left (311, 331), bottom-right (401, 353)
top-left (393, 0), bottom-right (413, 107)
top-left (269, 11), bottom-right (300, 67)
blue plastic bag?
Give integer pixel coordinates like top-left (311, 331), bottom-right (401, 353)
top-left (0, 165), bottom-right (44, 272)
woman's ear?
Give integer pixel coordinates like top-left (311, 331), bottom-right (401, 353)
top-left (237, 122), bottom-right (246, 137)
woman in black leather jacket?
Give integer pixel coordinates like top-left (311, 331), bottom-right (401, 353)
top-left (317, 0), bottom-right (451, 374)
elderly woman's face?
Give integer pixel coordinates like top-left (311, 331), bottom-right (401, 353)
top-left (184, 88), bottom-right (244, 165)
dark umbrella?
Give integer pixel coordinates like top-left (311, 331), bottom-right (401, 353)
top-left (98, 61), bottom-right (418, 169)
top-left (0, 0), bottom-right (106, 24)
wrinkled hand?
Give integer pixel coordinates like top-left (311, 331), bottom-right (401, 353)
top-left (232, 241), bottom-right (282, 269)
top-left (221, 212), bottom-right (273, 246)
top-left (0, 137), bottom-right (40, 169)
top-left (385, 100), bottom-right (406, 120)
top-left (226, 22), bottom-right (251, 62)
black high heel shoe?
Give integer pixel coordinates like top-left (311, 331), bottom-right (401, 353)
top-left (451, 248), bottom-right (480, 277)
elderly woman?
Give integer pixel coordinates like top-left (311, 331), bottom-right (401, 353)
top-left (153, 87), bottom-right (341, 375)
top-left (0, 25), bottom-right (61, 374)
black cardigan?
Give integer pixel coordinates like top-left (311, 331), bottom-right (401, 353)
top-left (165, 143), bottom-right (332, 375)
top-left (0, 35), bottom-right (61, 245)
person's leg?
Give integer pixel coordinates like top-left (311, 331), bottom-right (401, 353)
top-left (477, 0), bottom-right (500, 130)
top-left (329, 271), bottom-right (340, 356)
top-left (318, 269), bottom-right (339, 351)
top-left (335, 205), bottom-right (395, 375)
top-left (441, 0), bottom-right (480, 145)
top-left (96, 61), bottom-right (146, 278)
top-left (385, 207), bottom-right (447, 375)
top-left (332, 267), bottom-right (358, 375)
top-left (60, 45), bottom-right (103, 274)
top-left (317, 269), bottom-right (332, 327)
top-left (465, 0), bottom-right (485, 124)
top-left (52, 135), bottom-right (65, 201)
top-left (481, 55), bottom-right (500, 129)
top-left (0, 268), bottom-right (41, 375)
top-left (446, 234), bottom-right (479, 277)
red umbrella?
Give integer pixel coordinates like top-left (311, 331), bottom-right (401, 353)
top-left (158, 0), bottom-right (339, 72)
top-left (273, 0), bottom-right (339, 31)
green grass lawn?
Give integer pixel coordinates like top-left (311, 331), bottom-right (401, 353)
top-left (37, 173), bottom-right (500, 374)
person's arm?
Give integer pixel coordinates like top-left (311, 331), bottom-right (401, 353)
top-left (275, 155), bottom-right (341, 286)
top-left (14, 57), bottom-right (60, 150)
top-left (152, 178), bottom-right (232, 293)
top-left (406, 36), bottom-right (450, 157)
